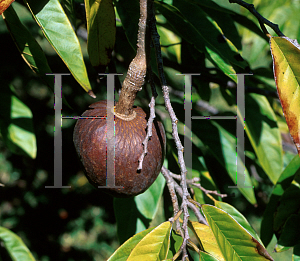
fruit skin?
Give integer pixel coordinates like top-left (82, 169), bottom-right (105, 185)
top-left (73, 100), bottom-right (166, 198)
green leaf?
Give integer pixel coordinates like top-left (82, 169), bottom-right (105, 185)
top-left (202, 204), bottom-right (274, 261)
top-left (244, 93), bottom-right (283, 184)
top-left (188, 221), bottom-right (224, 261)
top-left (194, 120), bottom-right (256, 204)
top-left (114, 173), bottom-right (166, 244)
top-left (214, 201), bottom-right (263, 246)
top-left (155, 1), bottom-right (238, 82)
top-left (127, 221), bottom-right (172, 261)
top-left (24, 0), bottom-right (92, 93)
top-left (166, 230), bottom-right (183, 259)
top-left (0, 85), bottom-right (36, 159)
top-left (261, 155), bottom-right (300, 247)
top-left (0, 226), bottom-right (36, 261)
top-left (115, 0), bottom-right (139, 51)
top-left (3, 5), bottom-right (71, 108)
top-left (107, 227), bottom-right (155, 261)
top-left (61, 0), bottom-right (77, 28)
top-left (277, 213), bottom-right (300, 248)
top-left (293, 243), bottom-right (300, 261)
top-left (199, 251), bottom-right (220, 261)
top-left (172, 0), bottom-right (248, 69)
top-left (2, 5), bottom-right (53, 89)
top-left (273, 173), bottom-right (300, 237)
top-left (85, 0), bottom-right (116, 71)
top-left (269, 36), bottom-right (300, 156)
top-left (163, 112), bottom-right (255, 204)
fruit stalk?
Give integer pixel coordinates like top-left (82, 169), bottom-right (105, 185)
top-left (114, 0), bottom-right (151, 118)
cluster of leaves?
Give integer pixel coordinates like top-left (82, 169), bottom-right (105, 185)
top-left (0, 0), bottom-right (299, 260)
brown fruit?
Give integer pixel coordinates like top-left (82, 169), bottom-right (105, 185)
top-left (73, 100), bottom-right (166, 197)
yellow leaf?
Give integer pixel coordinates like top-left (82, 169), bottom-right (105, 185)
top-left (270, 36), bottom-right (300, 156)
top-left (188, 221), bottom-right (225, 261)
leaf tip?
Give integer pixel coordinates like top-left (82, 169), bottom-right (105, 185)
top-left (88, 90), bottom-right (96, 99)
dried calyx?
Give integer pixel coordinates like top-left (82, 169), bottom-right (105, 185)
top-left (73, 0), bottom-right (166, 197)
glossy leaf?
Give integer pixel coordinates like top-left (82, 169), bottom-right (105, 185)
top-left (261, 155), bottom-right (300, 247)
top-left (114, 173), bottom-right (166, 244)
top-left (188, 221), bottom-right (224, 261)
top-left (24, 0), bottom-right (92, 93)
top-left (269, 36), bottom-right (300, 156)
top-left (214, 201), bottom-right (263, 246)
top-left (0, 226), bottom-right (36, 261)
top-left (202, 204), bottom-right (274, 261)
top-left (85, 0), bottom-right (116, 71)
top-left (127, 221), bottom-right (172, 261)
top-left (244, 93), bottom-right (283, 184)
top-left (154, 1), bottom-right (237, 82)
top-left (0, 85), bottom-right (36, 159)
top-left (199, 251), bottom-right (220, 261)
top-left (107, 227), bottom-right (155, 261)
top-left (61, 0), bottom-right (77, 28)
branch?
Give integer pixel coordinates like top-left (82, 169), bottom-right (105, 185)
top-left (137, 67), bottom-right (157, 171)
top-left (151, 11), bottom-right (191, 260)
top-left (229, 0), bottom-right (284, 36)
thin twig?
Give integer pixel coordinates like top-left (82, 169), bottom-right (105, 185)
top-left (161, 166), bottom-right (183, 236)
top-left (151, 17), bottom-right (190, 259)
top-left (191, 183), bottom-right (227, 198)
top-left (229, 0), bottom-right (284, 36)
top-left (137, 94), bottom-right (156, 170)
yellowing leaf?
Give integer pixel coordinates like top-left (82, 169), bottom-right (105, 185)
top-left (127, 221), bottom-right (172, 261)
top-left (85, 0), bottom-right (116, 72)
top-left (269, 36), bottom-right (300, 156)
top-left (202, 205), bottom-right (274, 261)
top-left (0, 0), bottom-right (14, 15)
top-left (188, 221), bottom-right (225, 261)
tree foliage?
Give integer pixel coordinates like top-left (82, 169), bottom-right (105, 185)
top-left (0, 0), bottom-right (299, 260)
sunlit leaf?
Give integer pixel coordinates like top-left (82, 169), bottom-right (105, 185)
top-left (107, 227), bottom-right (155, 261)
top-left (199, 251), bottom-right (220, 261)
top-left (0, 0), bottom-right (14, 14)
top-left (0, 85), bottom-right (36, 159)
top-left (269, 36), bottom-right (300, 156)
top-left (0, 226), bottom-right (36, 261)
top-left (214, 201), bottom-right (263, 246)
top-left (24, 0), bottom-right (92, 93)
top-left (85, 0), bottom-right (116, 71)
top-left (127, 221), bottom-right (172, 261)
top-left (188, 221), bottom-right (224, 261)
top-left (244, 93), bottom-right (283, 184)
top-left (202, 204), bottom-right (274, 261)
